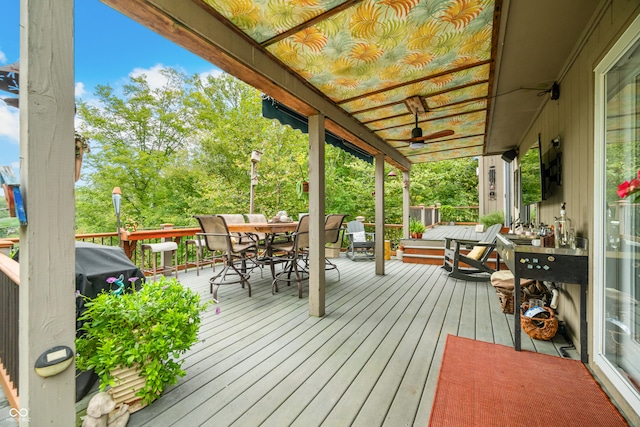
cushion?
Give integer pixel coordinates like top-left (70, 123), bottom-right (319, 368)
top-left (466, 245), bottom-right (486, 260)
top-left (490, 270), bottom-right (535, 289)
top-left (352, 231), bottom-right (366, 242)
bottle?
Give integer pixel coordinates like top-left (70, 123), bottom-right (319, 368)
top-left (554, 202), bottom-right (572, 248)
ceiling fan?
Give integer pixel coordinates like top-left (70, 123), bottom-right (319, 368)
top-left (387, 112), bottom-right (454, 148)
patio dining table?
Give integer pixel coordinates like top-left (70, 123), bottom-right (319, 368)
top-left (226, 221), bottom-right (298, 279)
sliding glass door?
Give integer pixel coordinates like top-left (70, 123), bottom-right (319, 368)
top-left (595, 15), bottom-right (640, 407)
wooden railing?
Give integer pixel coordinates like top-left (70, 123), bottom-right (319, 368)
top-left (0, 252), bottom-right (20, 410)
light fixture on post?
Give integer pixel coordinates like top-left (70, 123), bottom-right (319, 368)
top-left (249, 150), bottom-right (262, 214)
top-left (112, 187), bottom-right (122, 247)
top-left (387, 170), bottom-right (397, 178)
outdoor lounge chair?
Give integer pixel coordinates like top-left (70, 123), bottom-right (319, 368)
top-left (345, 220), bottom-right (375, 260)
top-left (441, 223), bottom-right (502, 281)
top-left (194, 215), bottom-right (258, 300)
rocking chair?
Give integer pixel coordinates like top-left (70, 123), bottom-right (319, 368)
top-left (441, 223), bottom-right (502, 281)
top-left (345, 220), bottom-right (375, 260)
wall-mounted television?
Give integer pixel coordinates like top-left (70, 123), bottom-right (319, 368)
top-left (520, 139), bottom-right (547, 206)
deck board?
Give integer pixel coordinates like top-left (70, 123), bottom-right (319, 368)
top-left (106, 257), bottom-right (576, 427)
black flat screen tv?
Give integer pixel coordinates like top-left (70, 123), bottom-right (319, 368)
top-left (520, 140), bottom-right (546, 205)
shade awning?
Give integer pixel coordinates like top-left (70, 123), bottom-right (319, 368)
top-left (261, 97), bottom-right (373, 164)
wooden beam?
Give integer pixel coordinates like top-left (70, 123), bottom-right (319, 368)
top-left (308, 114), bottom-right (325, 317)
top-left (20, 0), bottom-right (76, 424)
top-left (402, 170), bottom-right (411, 239)
top-left (375, 154), bottom-right (385, 275)
top-left (260, 0), bottom-right (364, 47)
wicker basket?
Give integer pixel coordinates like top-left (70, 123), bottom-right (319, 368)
top-left (495, 287), bottom-right (515, 314)
top-left (493, 281), bottom-right (550, 314)
top-left (520, 304), bottom-right (558, 340)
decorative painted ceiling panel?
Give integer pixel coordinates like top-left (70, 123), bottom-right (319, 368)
top-left (201, 0), bottom-right (498, 162)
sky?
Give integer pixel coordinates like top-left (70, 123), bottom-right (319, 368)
top-left (0, 0), bottom-right (221, 176)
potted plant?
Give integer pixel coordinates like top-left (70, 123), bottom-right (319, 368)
top-left (295, 162), bottom-right (309, 199)
top-left (76, 276), bottom-right (211, 410)
top-left (409, 218), bottom-right (426, 239)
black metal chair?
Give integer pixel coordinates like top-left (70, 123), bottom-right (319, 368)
top-left (271, 214), bottom-right (310, 298)
top-left (194, 215), bottom-right (258, 300)
top-left (324, 214), bottom-right (347, 279)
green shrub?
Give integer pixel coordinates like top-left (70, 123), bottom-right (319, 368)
top-left (480, 211), bottom-right (504, 228)
top-left (76, 276), bottom-right (211, 405)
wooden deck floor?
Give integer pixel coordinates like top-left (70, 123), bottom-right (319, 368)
top-left (108, 256), bottom-right (576, 427)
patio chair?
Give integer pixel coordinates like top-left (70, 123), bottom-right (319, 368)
top-left (441, 223), bottom-right (502, 281)
top-left (271, 214), bottom-right (310, 298)
top-left (194, 215), bottom-right (258, 300)
top-left (345, 220), bottom-right (375, 260)
top-left (325, 214), bottom-right (347, 279)
top-left (219, 214), bottom-right (251, 244)
top-left (244, 213), bottom-right (268, 249)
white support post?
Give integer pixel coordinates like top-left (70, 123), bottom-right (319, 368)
top-left (19, 0), bottom-right (76, 424)
top-left (375, 154), bottom-right (385, 275)
top-left (308, 114), bottom-right (325, 317)
top-left (403, 170), bottom-right (410, 239)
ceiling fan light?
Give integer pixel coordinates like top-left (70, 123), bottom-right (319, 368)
top-left (409, 141), bottom-right (424, 149)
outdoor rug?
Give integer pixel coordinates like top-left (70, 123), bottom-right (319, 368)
top-left (429, 335), bottom-right (629, 426)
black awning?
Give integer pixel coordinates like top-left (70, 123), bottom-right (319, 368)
top-left (261, 97), bottom-right (373, 164)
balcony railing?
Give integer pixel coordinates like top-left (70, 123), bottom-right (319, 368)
top-left (0, 252), bottom-right (19, 410)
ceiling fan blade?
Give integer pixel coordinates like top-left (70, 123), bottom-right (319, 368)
top-left (407, 129), bottom-right (454, 142)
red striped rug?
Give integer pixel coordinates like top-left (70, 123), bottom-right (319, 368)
top-left (429, 335), bottom-right (629, 426)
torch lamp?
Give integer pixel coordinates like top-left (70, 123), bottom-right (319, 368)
top-left (112, 187), bottom-right (122, 246)
top-left (249, 150), bottom-right (262, 214)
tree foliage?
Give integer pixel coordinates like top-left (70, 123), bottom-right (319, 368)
top-left (74, 68), bottom-right (479, 233)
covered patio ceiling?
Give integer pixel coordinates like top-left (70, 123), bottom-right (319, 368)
top-left (101, 0), bottom-right (600, 169)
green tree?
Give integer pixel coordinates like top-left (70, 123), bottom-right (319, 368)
top-left (74, 68), bottom-right (482, 234)
top-left (76, 68), bottom-right (196, 231)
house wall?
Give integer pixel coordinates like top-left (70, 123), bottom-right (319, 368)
top-left (478, 155), bottom-right (506, 218)
top-left (516, 1), bottom-right (640, 423)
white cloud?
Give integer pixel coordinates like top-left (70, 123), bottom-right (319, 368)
top-left (75, 82), bottom-right (86, 98)
top-left (129, 64), bottom-right (224, 90)
top-left (0, 49), bottom-right (6, 64)
top-left (129, 64), bottom-right (171, 91)
top-left (0, 103), bottom-right (19, 144)
top-left (200, 68), bottom-right (224, 82)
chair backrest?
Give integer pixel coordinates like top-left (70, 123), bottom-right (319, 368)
top-left (467, 223), bottom-right (503, 260)
top-left (194, 215), bottom-right (231, 252)
top-left (481, 223), bottom-right (503, 243)
top-left (245, 214), bottom-right (267, 223)
top-left (219, 214), bottom-right (246, 225)
top-left (325, 214), bottom-right (347, 244)
top-left (295, 214), bottom-right (310, 250)
top-left (245, 213), bottom-right (268, 240)
top-left (346, 220), bottom-right (365, 234)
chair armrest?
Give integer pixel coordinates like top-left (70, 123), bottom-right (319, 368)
top-left (196, 232), bottom-right (228, 238)
top-left (452, 239), bottom-right (496, 251)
